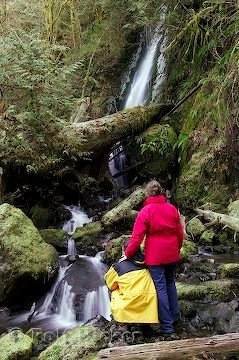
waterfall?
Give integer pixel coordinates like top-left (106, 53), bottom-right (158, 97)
top-left (109, 26), bottom-right (165, 187)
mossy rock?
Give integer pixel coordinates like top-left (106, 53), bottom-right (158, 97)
top-left (38, 326), bottom-right (108, 360)
top-left (178, 300), bottom-right (197, 318)
top-left (199, 230), bottom-right (215, 245)
top-left (218, 263), bottom-right (239, 279)
top-left (39, 229), bottom-right (68, 248)
top-left (30, 204), bottom-right (55, 229)
top-left (177, 279), bottom-right (239, 301)
top-left (187, 217), bottom-right (206, 238)
top-left (176, 132), bottom-right (231, 211)
top-left (0, 330), bottom-right (33, 360)
top-left (228, 200), bottom-right (239, 218)
top-left (103, 235), bottom-right (130, 265)
top-left (125, 124), bottom-right (177, 178)
top-left (180, 240), bottom-right (198, 261)
top-left (72, 221), bottom-right (102, 250)
top-left (0, 203), bottom-right (59, 306)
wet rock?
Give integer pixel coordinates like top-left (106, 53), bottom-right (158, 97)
top-left (187, 217), bottom-right (206, 238)
top-left (178, 300), bottom-right (197, 319)
top-left (0, 330), bottom-right (33, 360)
top-left (39, 229), bottom-right (68, 249)
top-left (30, 204), bottom-right (55, 229)
top-left (229, 300), bottom-right (239, 310)
top-left (228, 313), bottom-right (239, 332)
top-left (38, 325), bottom-right (109, 360)
top-left (0, 203), bottom-right (59, 307)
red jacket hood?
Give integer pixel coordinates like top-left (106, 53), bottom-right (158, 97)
top-left (143, 195), bottom-right (166, 207)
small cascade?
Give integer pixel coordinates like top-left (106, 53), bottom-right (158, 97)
top-left (63, 205), bottom-right (92, 235)
top-left (56, 281), bottom-right (75, 323)
top-left (3, 205), bottom-right (111, 332)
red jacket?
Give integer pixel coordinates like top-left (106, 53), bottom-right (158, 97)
top-left (125, 195), bottom-right (184, 265)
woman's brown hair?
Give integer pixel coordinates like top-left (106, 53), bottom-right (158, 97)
top-left (145, 180), bottom-right (164, 197)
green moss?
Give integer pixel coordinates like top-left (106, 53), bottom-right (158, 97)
top-left (72, 221), bottom-right (102, 244)
top-left (187, 217), bottom-right (206, 238)
top-left (180, 240), bottom-right (198, 261)
top-left (39, 229), bottom-right (68, 248)
top-left (218, 263), bottom-right (239, 279)
top-left (199, 230), bottom-right (215, 245)
top-left (38, 326), bottom-right (108, 360)
top-left (30, 204), bottom-right (55, 229)
top-left (0, 203), bottom-right (59, 303)
top-left (177, 279), bottom-right (239, 301)
top-left (103, 235), bottom-right (130, 265)
top-left (0, 330), bottom-right (33, 360)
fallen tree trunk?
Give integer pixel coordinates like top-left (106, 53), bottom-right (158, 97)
top-left (101, 187), bottom-right (146, 228)
top-left (56, 104), bottom-right (173, 155)
top-left (97, 333), bottom-right (239, 360)
top-left (196, 208), bottom-right (239, 232)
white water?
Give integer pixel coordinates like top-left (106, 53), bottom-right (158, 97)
top-left (31, 206), bottom-right (110, 329)
top-left (124, 34), bottom-right (159, 109)
top-left (62, 205), bottom-right (92, 235)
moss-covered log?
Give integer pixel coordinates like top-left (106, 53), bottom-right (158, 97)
top-left (101, 187), bottom-right (146, 228)
top-left (57, 104), bottom-right (173, 156)
top-left (196, 208), bottom-right (239, 232)
top-left (97, 333), bottom-right (239, 360)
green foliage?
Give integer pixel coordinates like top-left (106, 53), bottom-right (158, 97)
top-left (0, 30), bottom-right (81, 170)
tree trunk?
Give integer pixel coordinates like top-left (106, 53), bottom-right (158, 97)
top-left (196, 208), bottom-right (239, 232)
top-left (56, 104), bottom-right (173, 156)
top-left (101, 187), bottom-right (146, 228)
top-left (97, 333), bottom-right (239, 360)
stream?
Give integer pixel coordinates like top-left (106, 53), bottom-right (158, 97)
top-left (1, 206), bottom-right (111, 333)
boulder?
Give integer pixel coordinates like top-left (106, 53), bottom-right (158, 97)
top-left (177, 279), bottom-right (239, 301)
top-left (72, 221), bottom-right (103, 252)
top-left (39, 229), bottom-right (68, 249)
top-left (0, 203), bottom-right (59, 306)
top-left (125, 124), bottom-right (177, 179)
top-left (218, 263), bottom-right (239, 278)
top-left (38, 325), bottom-right (109, 360)
top-left (103, 235), bottom-right (130, 265)
top-left (30, 204), bottom-right (55, 229)
top-left (0, 330), bottom-right (33, 360)
top-left (186, 217), bottom-right (206, 238)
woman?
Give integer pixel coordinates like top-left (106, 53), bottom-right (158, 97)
top-left (122, 180), bottom-right (184, 335)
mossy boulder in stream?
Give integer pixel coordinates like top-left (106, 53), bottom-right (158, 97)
top-left (72, 221), bottom-right (103, 251)
top-left (0, 203), bottom-right (59, 306)
top-left (38, 326), bottom-right (109, 360)
top-left (39, 229), bottom-right (68, 249)
top-left (0, 330), bottom-right (33, 360)
top-left (218, 263), bottom-right (239, 279)
top-left (199, 229), bottom-right (215, 245)
top-left (177, 279), bottom-right (239, 301)
top-left (103, 235), bottom-right (130, 265)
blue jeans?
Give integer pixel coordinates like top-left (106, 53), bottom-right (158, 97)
top-left (149, 263), bottom-right (180, 333)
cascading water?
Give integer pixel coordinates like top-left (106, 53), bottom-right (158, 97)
top-left (109, 25), bottom-right (166, 186)
top-left (3, 206), bottom-right (111, 332)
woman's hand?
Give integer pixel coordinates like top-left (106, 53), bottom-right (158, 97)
top-left (118, 255), bottom-right (128, 262)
